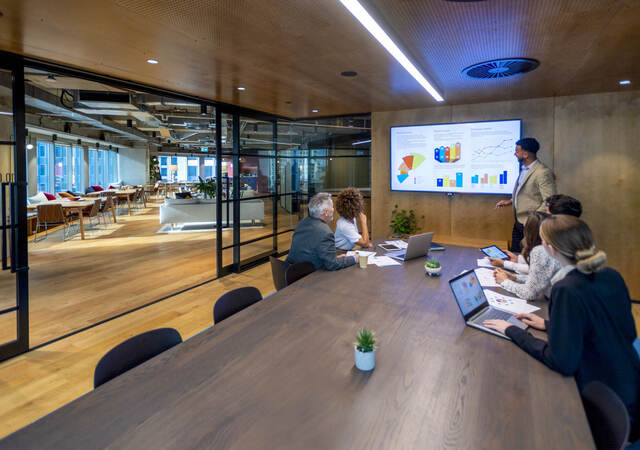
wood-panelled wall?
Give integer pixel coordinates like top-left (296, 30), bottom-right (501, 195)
top-left (372, 91), bottom-right (640, 298)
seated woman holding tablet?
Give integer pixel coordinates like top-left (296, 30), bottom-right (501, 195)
top-left (484, 215), bottom-right (640, 441)
top-left (493, 212), bottom-right (561, 300)
top-left (334, 188), bottom-right (372, 251)
top-left (488, 248), bottom-right (529, 275)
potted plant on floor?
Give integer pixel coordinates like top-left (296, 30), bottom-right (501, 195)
top-left (424, 258), bottom-right (442, 277)
top-left (354, 328), bottom-right (376, 371)
top-left (389, 205), bottom-right (423, 238)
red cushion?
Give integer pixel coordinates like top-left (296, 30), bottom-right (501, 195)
top-left (43, 192), bottom-right (56, 200)
top-left (107, 185), bottom-right (115, 190)
top-left (92, 185), bottom-right (104, 191)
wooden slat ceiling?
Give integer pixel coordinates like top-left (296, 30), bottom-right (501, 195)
top-left (0, 0), bottom-right (638, 118)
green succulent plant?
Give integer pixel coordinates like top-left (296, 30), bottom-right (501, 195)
top-left (355, 328), bottom-right (376, 353)
top-left (425, 258), bottom-right (441, 269)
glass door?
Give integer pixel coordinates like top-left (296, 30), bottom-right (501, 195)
top-left (0, 57), bottom-right (29, 361)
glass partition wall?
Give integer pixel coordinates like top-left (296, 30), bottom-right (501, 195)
top-left (0, 51), bottom-right (370, 360)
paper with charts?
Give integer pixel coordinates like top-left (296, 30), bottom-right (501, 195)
top-left (473, 268), bottom-right (500, 287)
top-left (483, 289), bottom-right (540, 315)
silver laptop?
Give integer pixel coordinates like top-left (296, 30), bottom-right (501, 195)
top-left (448, 270), bottom-right (527, 340)
top-left (385, 232), bottom-right (434, 261)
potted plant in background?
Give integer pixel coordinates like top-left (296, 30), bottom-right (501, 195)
top-left (389, 205), bottom-right (424, 238)
top-left (194, 177), bottom-right (217, 202)
top-left (424, 257), bottom-right (442, 277)
top-left (354, 328), bottom-right (376, 371)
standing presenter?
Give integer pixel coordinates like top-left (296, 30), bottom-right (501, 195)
top-left (495, 138), bottom-right (557, 253)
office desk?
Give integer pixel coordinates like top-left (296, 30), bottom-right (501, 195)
top-left (0, 245), bottom-right (594, 449)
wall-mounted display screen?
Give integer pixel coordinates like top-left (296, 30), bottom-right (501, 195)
top-left (390, 119), bottom-right (521, 194)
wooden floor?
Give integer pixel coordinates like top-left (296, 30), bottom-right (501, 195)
top-left (0, 262), bottom-right (276, 439)
top-left (0, 198), bottom-right (299, 346)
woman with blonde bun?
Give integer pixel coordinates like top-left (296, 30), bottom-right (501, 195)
top-left (484, 215), bottom-right (640, 440)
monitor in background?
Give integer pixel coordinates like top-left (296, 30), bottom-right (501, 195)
top-left (390, 119), bottom-right (521, 195)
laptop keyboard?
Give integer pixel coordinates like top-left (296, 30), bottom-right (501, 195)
top-left (479, 309), bottom-right (513, 321)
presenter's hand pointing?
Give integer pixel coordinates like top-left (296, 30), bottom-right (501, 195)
top-left (494, 199), bottom-right (512, 209)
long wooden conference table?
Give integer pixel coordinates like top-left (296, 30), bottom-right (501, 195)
top-left (0, 245), bottom-right (594, 449)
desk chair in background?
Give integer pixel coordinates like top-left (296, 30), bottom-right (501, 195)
top-left (94, 328), bottom-right (182, 388)
top-left (213, 287), bottom-right (262, 324)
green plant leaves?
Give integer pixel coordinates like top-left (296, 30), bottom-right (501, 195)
top-left (355, 328), bottom-right (376, 352)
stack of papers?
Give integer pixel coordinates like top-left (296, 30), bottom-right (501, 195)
top-left (346, 250), bottom-right (376, 258)
top-left (369, 256), bottom-right (401, 266)
top-left (385, 240), bottom-right (408, 249)
top-left (474, 268), bottom-right (500, 287)
top-left (483, 289), bottom-right (540, 314)
top-left (476, 257), bottom-right (494, 268)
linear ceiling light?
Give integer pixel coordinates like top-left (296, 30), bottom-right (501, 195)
top-left (339, 0), bottom-right (444, 102)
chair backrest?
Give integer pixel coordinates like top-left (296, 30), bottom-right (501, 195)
top-left (94, 328), bottom-right (182, 388)
top-left (85, 200), bottom-right (100, 217)
top-left (285, 261), bottom-right (316, 286)
top-left (37, 204), bottom-right (65, 223)
top-left (581, 381), bottom-right (630, 450)
top-left (270, 256), bottom-right (289, 291)
top-left (213, 286), bottom-right (262, 324)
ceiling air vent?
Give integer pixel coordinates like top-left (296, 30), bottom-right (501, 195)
top-left (462, 58), bottom-right (539, 79)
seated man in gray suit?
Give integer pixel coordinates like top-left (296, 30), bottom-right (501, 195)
top-left (286, 192), bottom-right (357, 271)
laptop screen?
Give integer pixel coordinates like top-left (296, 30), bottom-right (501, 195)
top-left (449, 270), bottom-right (488, 320)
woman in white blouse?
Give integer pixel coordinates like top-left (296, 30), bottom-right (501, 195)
top-left (334, 187), bottom-right (372, 251)
top-left (492, 211), bottom-right (561, 300)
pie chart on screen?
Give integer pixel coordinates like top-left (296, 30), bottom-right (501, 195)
top-left (397, 153), bottom-right (426, 183)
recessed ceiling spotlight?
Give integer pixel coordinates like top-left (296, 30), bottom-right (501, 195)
top-left (339, 0), bottom-right (444, 102)
top-left (146, 59), bottom-right (159, 64)
top-left (619, 80), bottom-right (631, 85)
top-left (312, 109), bottom-right (319, 113)
top-left (237, 87), bottom-right (246, 91)
top-left (26, 143), bottom-right (34, 150)
top-left (45, 74), bottom-right (56, 82)
top-left (341, 71), bottom-right (358, 77)
top-left (200, 104), bottom-right (207, 116)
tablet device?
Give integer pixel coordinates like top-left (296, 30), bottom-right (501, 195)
top-left (481, 245), bottom-right (509, 260)
top-left (379, 243), bottom-right (400, 251)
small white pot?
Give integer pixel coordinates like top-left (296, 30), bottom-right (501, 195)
top-left (425, 266), bottom-right (442, 277)
top-left (354, 347), bottom-right (376, 371)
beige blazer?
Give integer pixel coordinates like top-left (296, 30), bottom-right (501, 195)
top-left (512, 160), bottom-right (557, 224)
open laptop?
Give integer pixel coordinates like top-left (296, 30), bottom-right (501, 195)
top-left (448, 270), bottom-right (527, 340)
top-left (385, 232), bottom-right (434, 261)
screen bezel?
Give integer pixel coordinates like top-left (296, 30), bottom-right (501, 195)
top-left (481, 245), bottom-right (509, 260)
top-left (389, 118), bottom-right (522, 195)
top-left (449, 269), bottom-right (490, 321)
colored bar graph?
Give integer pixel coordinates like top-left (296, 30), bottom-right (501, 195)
top-left (502, 170), bottom-right (507, 185)
top-left (471, 174), bottom-right (479, 184)
top-left (481, 174), bottom-right (488, 184)
top-left (490, 175), bottom-right (497, 184)
top-left (437, 178), bottom-right (443, 187)
top-left (443, 176), bottom-right (450, 187)
top-left (456, 172), bottom-right (463, 187)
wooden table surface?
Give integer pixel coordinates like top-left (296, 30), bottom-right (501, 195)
top-left (0, 245), bottom-right (594, 449)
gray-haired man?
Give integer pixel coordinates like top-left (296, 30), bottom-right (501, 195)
top-left (286, 192), bottom-right (357, 270)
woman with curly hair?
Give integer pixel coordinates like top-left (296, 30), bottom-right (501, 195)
top-left (334, 187), bottom-right (372, 250)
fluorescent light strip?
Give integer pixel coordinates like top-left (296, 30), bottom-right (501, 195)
top-left (352, 139), bottom-right (371, 145)
top-left (339, 0), bottom-right (444, 102)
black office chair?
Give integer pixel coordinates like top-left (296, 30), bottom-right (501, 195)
top-left (94, 328), bottom-right (182, 388)
top-left (213, 286), bottom-right (263, 324)
top-left (270, 256), bottom-right (289, 291)
top-left (285, 261), bottom-right (316, 286)
top-left (581, 381), bottom-right (630, 450)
